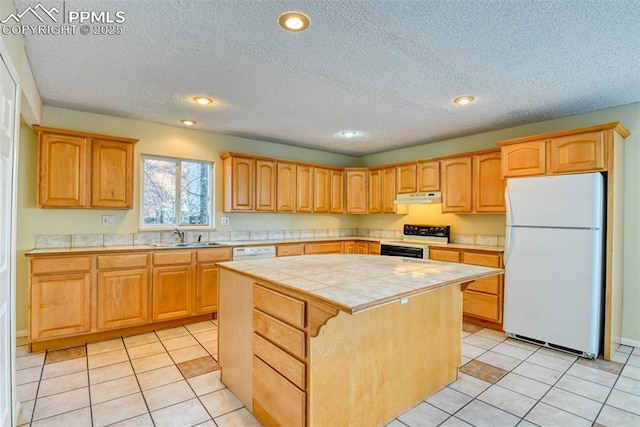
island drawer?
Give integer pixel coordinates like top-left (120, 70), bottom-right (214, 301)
top-left (31, 256), bottom-right (92, 274)
top-left (277, 244), bottom-right (304, 257)
top-left (465, 275), bottom-right (500, 294)
top-left (97, 253), bottom-right (148, 270)
top-left (196, 247), bottom-right (232, 263)
top-left (153, 251), bottom-right (192, 265)
top-left (463, 291), bottom-right (501, 322)
top-left (253, 310), bottom-right (306, 358)
top-left (253, 333), bottom-right (306, 389)
top-left (253, 356), bottom-right (305, 427)
top-left (429, 249), bottom-right (460, 263)
top-left (254, 284), bottom-right (306, 329)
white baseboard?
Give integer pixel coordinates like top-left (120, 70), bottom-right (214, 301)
top-left (621, 337), bottom-right (640, 349)
top-left (16, 329), bottom-right (27, 338)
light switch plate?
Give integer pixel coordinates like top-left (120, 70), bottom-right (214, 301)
top-left (102, 215), bottom-right (115, 226)
top-left (221, 217), bottom-right (230, 225)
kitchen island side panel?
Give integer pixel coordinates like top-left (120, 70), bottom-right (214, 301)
top-left (308, 284), bottom-right (462, 427)
top-left (218, 269), bottom-right (253, 409)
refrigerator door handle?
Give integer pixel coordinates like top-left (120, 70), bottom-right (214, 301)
top-left (504, 185), bottom-right (513, 267)
top-left (505, 227), bottom-right (513, 267)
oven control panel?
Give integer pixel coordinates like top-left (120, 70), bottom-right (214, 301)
top-left (403, 224), bottom-right (450, 238)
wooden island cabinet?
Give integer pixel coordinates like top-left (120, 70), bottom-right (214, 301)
top-left (218, 255), bottom-right (502, 427)
top-left (26, 246), bottom-right (231, 351)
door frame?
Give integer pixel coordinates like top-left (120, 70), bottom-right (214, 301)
top-left (0, 36), bottom-right (22, 427)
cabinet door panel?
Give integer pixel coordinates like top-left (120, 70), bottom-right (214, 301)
top-left (196, 265), bottom-right (218, 314)
top-left (255, 160), bottom-right (276, 211)
top-left (296, 166), bottom-right (313, 212)
top-left (313, 168), bottom-right (331, 213)
top-left (381, 167), bottom-right (397, 213)
top-left (330, 169), bottom-right (344, 213)
top-left (473, 153), bottom-right (505, 213)
top-left (417, 161), bottom-right (440, 192)
top-left (38, 133), bottom-right (89, 207)
top-left (92, 139), bottom-right (133, 208)
top-left (97, 269), bottom-right (149, 329)
top-left (396, 164), bottom-right (417, 194)
top-left (276, 163), bottom-right (297, 212)
top-left (501, 141), bottom-right (546, 177)
top-left (224, 157), bottom-right (254, 211)
top-left (368, 170), bottom-right (381, 213)
top-left (31, 273), bottom-right (91, 340)
top-left (441, 157), bottom-right (472, 213)
top-left (345, 170), bottom-right (367, 213)
top-left (550, 131), bottom-right (605, 173)
top-left (152, 266), bottom-right (193, 321)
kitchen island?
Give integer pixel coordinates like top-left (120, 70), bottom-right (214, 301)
top-left (217, 254), bottom-right (502, 427)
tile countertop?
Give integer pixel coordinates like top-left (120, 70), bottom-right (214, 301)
top-left (218, 254), bottom-right (503, 314)
top-left (25, 237), bottom-right (504, 255)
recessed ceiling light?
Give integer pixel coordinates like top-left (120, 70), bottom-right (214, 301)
top-left (278, 11), bottom-right (311, 32)
top-left (339, 131), bottom-right (360, 138)
top-left (180, 120), bottom-right (197, 126)
top-left (453, 96), bottom-right (475, 106)
top-left (193, 96), bottom-right (214, 105)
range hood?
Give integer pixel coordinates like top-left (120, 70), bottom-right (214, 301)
top-left (393, 192), bottom-right (442, 204)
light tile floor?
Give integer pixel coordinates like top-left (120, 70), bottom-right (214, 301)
top-left (15, 321), bottom-right (640, 426)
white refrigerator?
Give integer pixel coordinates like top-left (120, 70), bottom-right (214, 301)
top-left (504, 173), bottom-right (604, 358)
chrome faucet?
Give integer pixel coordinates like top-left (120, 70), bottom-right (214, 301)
top-left (174, 228), bottom-right (185, 243)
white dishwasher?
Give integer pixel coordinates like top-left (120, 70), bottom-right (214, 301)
top-left (232, 245), bottom-right (276, 260)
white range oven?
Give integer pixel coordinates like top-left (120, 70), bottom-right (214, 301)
top-left (380, 224), bottom-right (450, 259)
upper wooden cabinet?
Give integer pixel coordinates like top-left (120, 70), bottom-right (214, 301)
top-left (296, 165), bottom-right (314, 213)
top-left (441, 157), bottom-right (472, 213)
top-left (255, 160), bottom-right (276, 211)
top-left (223, 155), bottom-right (255, 212)
top-left (313, 167), bottom-right (331, 213)
top-left (276, 162), bottom-right (296, 212)
top-left (35, 126), bottom-right (137, 209)
top-left (549, 131), bottom-right (605, 174)
top-left (498, 123), bottom-right (628, 178)
top-left (396, 164), bottom-right (417, 194)
top-left (380, 167), bottom-right (397, 213)
top-left (417, 161), bottom-right (440, 192)
top-left (345, 169), bottom-right (368, 214)
top-left (330, 169), bottom-right (344, 213)
top-left (367, 169), bottom-right (382, 213)
top-left (473, 152), bottom-right (505, 213)
top-left (500, 140), bottom-right (546, 178)
top-left (442, 150), bottom-right (504, 214)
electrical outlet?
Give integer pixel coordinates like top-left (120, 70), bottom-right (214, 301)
top-left (102, 215), bottom-right (115, 226)
top-left (221, 217), bottom-right (230, 226)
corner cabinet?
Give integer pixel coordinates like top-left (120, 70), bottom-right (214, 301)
top-left (441, 157), bottom-right (472, 213)
top-left (345, 169), bottom-right (368, 213)
top-left (35, 126), bottom-right (137, 209)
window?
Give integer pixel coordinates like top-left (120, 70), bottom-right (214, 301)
top-left (141, 155), bottom-right (212, 228)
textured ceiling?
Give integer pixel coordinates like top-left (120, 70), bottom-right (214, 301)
top-left (14, 0), bottom-right (640, 156)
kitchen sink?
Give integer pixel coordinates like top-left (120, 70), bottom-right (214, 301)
top-left (151, 242), bottom-right (225, 248)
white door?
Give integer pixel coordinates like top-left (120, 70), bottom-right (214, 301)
top-left (0, 54), bottom-right (18, 427)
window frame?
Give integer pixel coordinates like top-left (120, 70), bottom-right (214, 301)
top-left (139, 154), bottom-right (214, 230)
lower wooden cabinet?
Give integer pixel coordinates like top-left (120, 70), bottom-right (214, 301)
top-left (28, 247), bottom-right (231, 350)
top-left (30, 272), bottom-right (91, 340)
top-left (429, 247), bottom-right (504, 329)
top-left (97, 269), bottom-right (149, 330)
